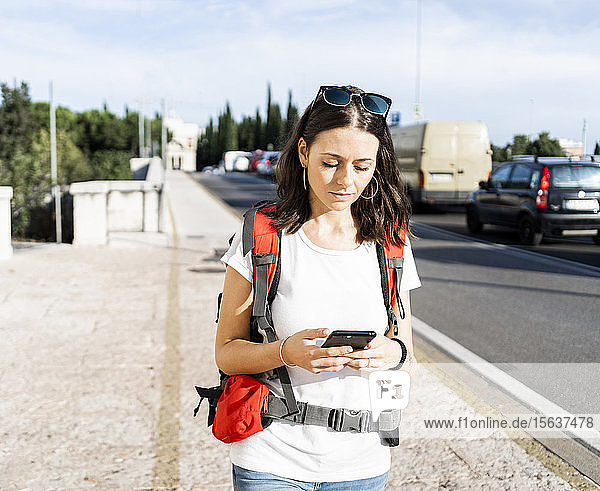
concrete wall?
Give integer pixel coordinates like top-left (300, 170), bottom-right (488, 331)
top-left (70, 180), bottom-right (164, 246)
top-left (0, 186), bottom-right (13, 260)
top-left (130, 156), bottom-right (165, 183)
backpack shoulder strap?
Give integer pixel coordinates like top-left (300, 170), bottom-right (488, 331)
top-left (378, 225), bottom-right (407, 336)
top-left (242, 203), bottom-right (299, 416)
top-left (243, 204), bottom-right (280, 318)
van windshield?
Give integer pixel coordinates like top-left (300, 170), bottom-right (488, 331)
top-left (551, 165), bottom-right (600, 188)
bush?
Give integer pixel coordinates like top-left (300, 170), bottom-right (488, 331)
top-left (91, 149), bottom-right (133, 180)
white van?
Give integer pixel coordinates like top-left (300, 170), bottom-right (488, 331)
top-left (390, 121), bottom-right (492, 205)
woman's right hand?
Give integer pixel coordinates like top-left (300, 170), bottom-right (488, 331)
top-left (281, 328), bottom-right (354, 373)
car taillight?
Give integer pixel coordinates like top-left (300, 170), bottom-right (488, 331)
top-left (536, 166), bottom-right (550, 209)
top-left (419, 170), bottom-right (425, 186)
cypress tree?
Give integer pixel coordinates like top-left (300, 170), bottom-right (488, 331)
top-left (284, 89), bottom-right (299, 143)
top-left (254, 108), bottom-right (263, 150)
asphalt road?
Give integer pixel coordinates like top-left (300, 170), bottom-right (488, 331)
top-left (412, 205), bottom-right (600, 269)
top-left (193, 171), bottom-right (600, 416)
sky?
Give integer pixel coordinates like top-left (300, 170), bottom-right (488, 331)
top-left (1, 0), bottom-right (599, 148)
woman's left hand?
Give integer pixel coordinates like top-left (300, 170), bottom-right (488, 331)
top-left (344, 334), bottom-right (401, 371)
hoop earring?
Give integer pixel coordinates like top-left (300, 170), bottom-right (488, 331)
top-left (361, 178), bottom-right (379, 199)
top-left (303, 167), bottom-right (307, 191)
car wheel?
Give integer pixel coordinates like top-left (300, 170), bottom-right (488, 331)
top-left (518, 215), bottom-right (543, 245)
top-left (466, 206), bottom-right (483, 233)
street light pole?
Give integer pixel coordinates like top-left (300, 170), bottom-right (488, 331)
top-left (414, 0), bottom-right (423, 121)
top-left (136, 99), bottom-right (152, 157)
top-left (529, 98), bottom-right (535, 142)
top-left (49, 81), bottom-right (61, 243)
top-left (138, 105), bottom-right (144, 157)
top-left (161, 98), bottom-right (167, 169)
top-left (582, 119), bottom-right (587, 157)
top-left (145, 116), bottom-right (151, 156)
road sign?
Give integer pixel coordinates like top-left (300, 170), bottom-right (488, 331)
top-left (389, 111), bottom-right (402, 126)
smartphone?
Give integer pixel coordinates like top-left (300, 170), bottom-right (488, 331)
top-left (320, 330), bottom-right (377, 350)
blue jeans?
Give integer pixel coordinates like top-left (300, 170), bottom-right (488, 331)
top-left (232, 464), bottom-right (389, 490)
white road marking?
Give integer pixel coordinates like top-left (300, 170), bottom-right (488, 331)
top-left (412, 315), bottom-right (600, 452)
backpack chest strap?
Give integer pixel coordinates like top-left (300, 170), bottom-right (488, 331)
top-left (266, 393), bottom-right (401, 433)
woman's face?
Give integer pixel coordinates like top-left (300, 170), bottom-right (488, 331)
top-left (298, 126), bottom-right (379, 215)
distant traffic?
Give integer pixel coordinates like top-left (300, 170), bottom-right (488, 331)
top-left (203, 149), bottom-right (280, 176)
top-left (200, 120), bottom-right (600, 247)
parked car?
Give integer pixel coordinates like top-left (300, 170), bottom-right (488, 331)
top-left (466, 156), bottom-right (600, 245)
top-left (250, 150), bottom-right (264, 171)
top-left (223, 151), bottom-right (252, 172)
top-left (256, 151), bottom-right (281, 175)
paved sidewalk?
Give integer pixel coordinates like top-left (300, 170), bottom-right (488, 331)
top-left (0, 169), bottom-right (580, 489)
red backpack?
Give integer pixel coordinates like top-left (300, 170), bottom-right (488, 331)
top-left (195, 202), bottom-right (407, 446)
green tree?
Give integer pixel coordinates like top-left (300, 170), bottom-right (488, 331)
top-left (510, 134), bottom-right (530, 156)
top-left (32, 128), bottom-right (93, 185)
top-left (526, 131), bottom-right (565, 157)
top-left (150, 112), bottom-right (163, 157)
top-left (217, 102), bottom-right (237, 157)
top-left (90, 149), bottom-right (133, 180)
top-left (254, 108), bottom-right (264, 150)
top-left (31, 102), bottom-right (78, 134)
top-left (207, 118), bottom-right (219, 164)
top-left (237, 115), bottom-right (256, 151)
top-left (266, 102), bottom-right (283, 150)
top-left (264, 82), bottom-right (283, 149)
top-left (123, 109), bottom-right (141, 156)
top-left (197, 118), bottom-right (218, 167)
top-left (284, 89), bottom-right (299, 144)
top-left (0, 82), bottom-right (48, 236)
top-left (73, 109), bottom-right (130, 156)
top-left (594, 141), bottom-right (600, 155)
top-left (0, 82), bottom-right (35, 166)
top-left (490, 142), bottom-right (508, 162)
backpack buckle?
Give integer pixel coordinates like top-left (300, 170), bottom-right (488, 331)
top-left (328, 408), bottom-right (370, 433)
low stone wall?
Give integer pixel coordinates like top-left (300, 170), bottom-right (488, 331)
top-left (70, 180), bottom-right (165, 246)
top-left (0, 186), bottom-right (13, 260)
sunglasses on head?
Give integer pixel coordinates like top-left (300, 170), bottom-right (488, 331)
top-left (309, 85), bottom-right (392, 119)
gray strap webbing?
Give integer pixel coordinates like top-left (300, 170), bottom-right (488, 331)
top-left (387, 306), bottom-right (398, 337)
top-left (388, 256), bottom-right (406, 322)
top-left (387, 257), bottom-right (404, 304)
top-left (266, 394), bottom-right (401, 432)
top-left (252, 253), bottom-right (276, 317)
top-left (256, 316), bottom-right (299, 416)
top-left (242, 208), bottom-right (258, 256)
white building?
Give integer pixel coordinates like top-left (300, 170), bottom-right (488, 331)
top-left (559, 138), bottom-right (583, 157)
top-left (165, 111), bottom-right (201, 172)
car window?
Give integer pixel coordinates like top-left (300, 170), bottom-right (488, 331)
top-left (489, 164), bottom-right (512, 188)
top-left (508, 164), bottom-right (532, 189)
top-left (529, 169), bottom-right (541, 189)
top-left (551, 165), bottom-right (600, 188)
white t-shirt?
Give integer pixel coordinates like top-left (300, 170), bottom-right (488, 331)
top-left (220, 224), bottom-right (421, 482)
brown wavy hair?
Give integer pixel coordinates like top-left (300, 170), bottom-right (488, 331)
top-left (269, 85), bottom-right (411, 246)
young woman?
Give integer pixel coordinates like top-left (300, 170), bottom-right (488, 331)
top-left (216, 85), bottom-right (421, 490)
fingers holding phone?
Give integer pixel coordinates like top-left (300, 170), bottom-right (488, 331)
top-left (280, 328), bottom-right (353, 374)
top-left (344, 334), bottom-right (397, 371)
top-left (318, 330), bottom-right (377, 372)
